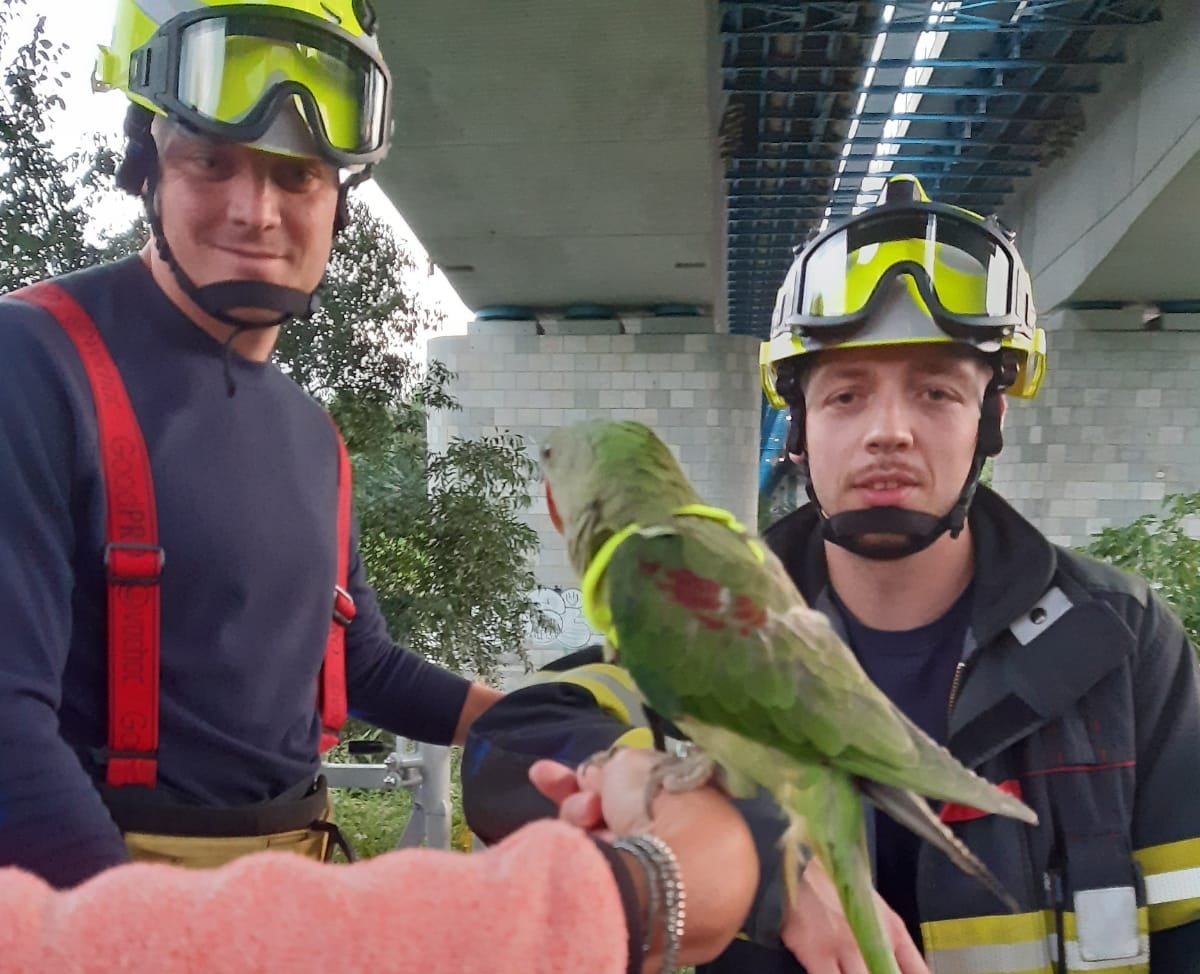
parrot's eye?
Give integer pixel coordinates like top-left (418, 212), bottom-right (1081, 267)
top-left (541, 447), bottom-right (552, 462)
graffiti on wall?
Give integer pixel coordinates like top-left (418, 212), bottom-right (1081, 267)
top-left (525, 586), bottom-right (604, 651)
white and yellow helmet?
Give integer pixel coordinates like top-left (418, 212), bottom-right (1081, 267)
top-left (760, 174), bottom-right (1047, 408)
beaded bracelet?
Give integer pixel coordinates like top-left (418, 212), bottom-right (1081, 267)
top-left (612, 834), bottom-right (686, 974)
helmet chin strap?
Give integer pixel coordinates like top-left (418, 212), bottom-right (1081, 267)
top-left (803, 386), bottom-right (1003, 561)
top-left (808, 452), bottom-right (985, 560)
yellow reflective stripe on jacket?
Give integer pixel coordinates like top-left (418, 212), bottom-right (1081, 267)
top-left (530, 662), bottom-right (647, 726)
top-left (1135, 835), bottom-right (1200, 932)
top-left (922, 908), bottom-right (1150, 974)
top-left (923, 910), bottom-right (1053, 974)
top-left (612, 726), bottom-right (655, 750)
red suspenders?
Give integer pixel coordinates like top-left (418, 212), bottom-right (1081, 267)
top-left (321, 437), bottom-right (355, 753)
top-left (12, 281), bottom-right (354, 786)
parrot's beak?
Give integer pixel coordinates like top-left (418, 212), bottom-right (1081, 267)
top-left (546, 483), bottom-right (563, 534)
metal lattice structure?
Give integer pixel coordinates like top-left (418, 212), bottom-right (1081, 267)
top-left (720, 0), bottom-right (1166, 340)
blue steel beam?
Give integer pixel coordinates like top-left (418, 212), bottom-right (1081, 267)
top-left (729, 235), bottom-right (844, 245)
top-left (728, 189), bottom-right (1015, 207)
top-left (724, 160), bottom-right (1036, 176)
top-left (728, 173), bottom-right (1020, 185)
top-left (754, 136), bottom-right (1047, 148)
top-left (720, 245), bottom-right (816, 253)
top-left (728, 196), bottom-right (1010, 208)
top-left (729, 184), bottom-right (1016, 195)
top-left (730, 156), bottom-right (1036, 172)
top-left (723, 82), bottom-right (1101, 95)
top-left (729, 213), bottom-right (1000, 227)
top-left (749, 111), bottom-right (1073, 124)
top-left (724, 20), bottom-right (1157, 34)
top-left (728, 192), bottom-right (1006, 207)
top-left (759, 405), bottom-right (792, 499)
top-left (723, 55), bottom-right (1125, 70)
top-left (728, 259), bottom-right (818, 268)
top-left (721, 1), bottom-right (1162, 30)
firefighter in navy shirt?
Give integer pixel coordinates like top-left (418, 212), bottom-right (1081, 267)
top-left (0, 0), bottom-right (500, 886)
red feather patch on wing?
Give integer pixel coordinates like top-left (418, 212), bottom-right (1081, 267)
top-left (638, 561), bottom-right (768, 636)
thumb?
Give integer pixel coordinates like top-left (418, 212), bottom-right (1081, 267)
top-left (529, 759), bottom-right (580, 806)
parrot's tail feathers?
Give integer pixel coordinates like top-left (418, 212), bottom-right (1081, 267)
top-left (808, 776), bottom-right (903, 974)
top-left (858, 779), bottom-right (1021, 913)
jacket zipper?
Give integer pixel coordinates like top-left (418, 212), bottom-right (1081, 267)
top-left (946, 660), bottom-right (967, 726)
top-left (1045, 868), bottom-right (1067, 974)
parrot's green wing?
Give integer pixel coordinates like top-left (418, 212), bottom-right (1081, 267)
top-left (604, 520), bottom-right (1037, 825)
top-left (603, 520), bottom-right (920, 771)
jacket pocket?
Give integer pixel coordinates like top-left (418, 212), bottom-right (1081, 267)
top-left (1056, 837), bottom-right (1149, 973)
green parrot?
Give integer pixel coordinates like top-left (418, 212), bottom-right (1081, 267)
top-left (540, 418), bottom-right (1038, 974)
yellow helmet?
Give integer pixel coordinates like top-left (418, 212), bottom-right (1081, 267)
top-left (94, 0), bottom-right (392, 168)
top-left (759, 174), bottom-right (1047, 409)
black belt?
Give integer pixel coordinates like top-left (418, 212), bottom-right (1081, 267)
top-left (100, 774), bottom-right (331, 839)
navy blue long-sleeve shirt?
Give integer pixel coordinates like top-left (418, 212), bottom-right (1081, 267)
top-left (0, 256), bottom-right (470, 887)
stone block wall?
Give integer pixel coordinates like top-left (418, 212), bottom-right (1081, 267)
top-left (993, 313), bottom-right (1200, 546)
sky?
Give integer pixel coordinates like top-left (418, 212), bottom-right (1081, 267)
top-left (22, 0), bottom-right (472, 340)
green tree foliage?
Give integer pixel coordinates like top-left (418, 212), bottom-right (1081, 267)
top-left (1082, 492), bottom-right (1200, 650)
top-left (1, 2), bottom-right (92, 283)
top-left (0, 1), bottom-right (142, 284)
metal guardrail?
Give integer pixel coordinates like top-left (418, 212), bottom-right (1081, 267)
top-left (322, 739), bottom-right (453, 850)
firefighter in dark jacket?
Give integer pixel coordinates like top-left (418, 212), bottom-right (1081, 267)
top-left (462, 175), bottom-right (1200, 973)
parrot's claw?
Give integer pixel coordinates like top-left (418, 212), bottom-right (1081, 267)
top-left (779, 812), bottom-right (814, 909)
top-left (641, 747), bottom-right (720, 820)
top-left (577, 744), bottom-right (625, 778)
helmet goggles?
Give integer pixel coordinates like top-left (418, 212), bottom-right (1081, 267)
top-left (778, 201), bottom-right (1034, 347)
top-left (120, 4), bottom-right (391, 168)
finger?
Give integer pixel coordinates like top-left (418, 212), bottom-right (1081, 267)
top-left (529, 760), bottom-right (581, 805)
top-left (892, 930), bottom-right (931, 974)
top-left (880, 904), bottom-right (930, 974)
top-left (837, 949), bottom-right (870, 974)
top-left (577, 745), bottom-right (658, 793)
top-left (559, 791), bottom-right (605, 829)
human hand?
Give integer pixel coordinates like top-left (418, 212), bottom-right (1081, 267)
top-left (780, 855), bottom-right (930, 974)
top-left (531, 750), bottom-right (758, 970)
top-left (529, 749), bottom-right (658, 838)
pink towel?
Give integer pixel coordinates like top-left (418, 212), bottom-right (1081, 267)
top-left (0, 819), bottom-right (627, 974)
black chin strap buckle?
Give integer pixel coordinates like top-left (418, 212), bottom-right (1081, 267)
top-left (821, 506), bottom-right (948, 560)
top-left (194, 280), bottom-right (316, 325)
